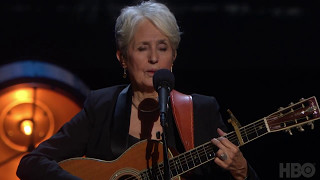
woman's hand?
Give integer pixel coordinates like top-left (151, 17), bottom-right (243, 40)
top-left (211, 128), bottom-right (248, 180)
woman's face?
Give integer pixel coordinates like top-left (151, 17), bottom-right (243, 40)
top-left (124, 19), bottom-right (175, 92)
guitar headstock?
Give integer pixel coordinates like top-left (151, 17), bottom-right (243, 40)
top-left (266, 96), bottom-right (320, 135)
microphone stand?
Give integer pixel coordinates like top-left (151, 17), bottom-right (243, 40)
top-left (160, 112), bottom-right (170, 180)
top-left (158, 87), bottom-right (170, 180)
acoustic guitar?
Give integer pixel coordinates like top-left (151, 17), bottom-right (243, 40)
top-left (59, 96), bottom-right (320, 180)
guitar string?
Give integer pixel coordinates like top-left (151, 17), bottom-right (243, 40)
top-left (236, 120), bottom-right (267, 141)
top-left (135, 122), bottom-right (269, 180)
top-left (240, 114), bottom-right (307, 138)
top-left (125, 119), bottom-right (271, 179)
top-left (168, 103), bottom-right (312, 178)
top-left (165, 125), bottom-right (268, 177)
top-left (137, 142), bottom-right (216, 179)
top-left (168, 122), bottom-right (268, 172)
top-left (173, 143), bottom-right (215, 171)
top-left (226, 119), bottom-right (266, 144)
top-left (233, 125), bottom-right (267, 144)
top-left (134, 106), bottom-right (311, 179)
top-left (115, 106), bottom-right (312, 180)
top-left (228, 107), bottom-right (309, 144)
top-left (139, 122), bottom-right (269, 180)
top-left (139, 126), bottom-right (258, 179)
top-left (156, 108), bottom-right (303, 179)
top-left (162, 142), bottom-right (216, 178)
top-left (233, 104), bottom-right (310, 143)
top-left (137, 144), bottom-right (212, 179)
top-left (165, 102), bottom-right (313, 179)
top-left (229, 120), bottom-right (264, 138)
top-left (136, 129), bottom-right (234, 178)
top-left (167, 112), bottom-right (310, 177)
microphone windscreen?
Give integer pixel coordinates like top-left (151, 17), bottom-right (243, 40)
top-left (153, 69), bottom-right (175, 92)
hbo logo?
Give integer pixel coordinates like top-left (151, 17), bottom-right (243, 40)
top-left (279, 163), bottom-right (316, 178)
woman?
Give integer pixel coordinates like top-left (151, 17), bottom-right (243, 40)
top-left (17, 1), bottom-right (259, 179)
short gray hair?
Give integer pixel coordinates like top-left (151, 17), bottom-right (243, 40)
top-left (115, 0), bottom-right (181, 57)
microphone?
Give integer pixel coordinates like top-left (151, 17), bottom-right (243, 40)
top-left (153, 68), bottom-right (175, 180)
top-left (153, 69), bottom-right (175, 114)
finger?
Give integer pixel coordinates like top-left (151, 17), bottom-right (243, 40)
top-left (211, 138), bottom-right (228, 152)
top-left (217, 128), bottom-right (227, 136)
top-left (214, 149), bottom-right (229, 169)
top-left (213, 136), bottom-right (240, 157)
top-left (219, 152), bottom-right (228, 161)
top-left (214, 155), bottom-right (229, 169)
top-left (211, 137), bottom-right (237, 158)
top-left (216, 128), bottom-right (238, 150)
top-left (215, 149), bottom-right (226, 160)
top-left (216, 128), bottom-right (235, 149)
top-left (217, 136), bottom-right (237, 150)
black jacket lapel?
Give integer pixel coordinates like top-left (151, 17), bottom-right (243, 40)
top-left (110, 85), bottom-right (132, 158)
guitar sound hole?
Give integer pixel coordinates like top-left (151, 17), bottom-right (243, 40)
top-left (118, 175), bottom-right (138, 180)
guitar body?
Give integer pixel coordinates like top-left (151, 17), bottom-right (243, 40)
top-left (59, 140), bottom-right (179, 180)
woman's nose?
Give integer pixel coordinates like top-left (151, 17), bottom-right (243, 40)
top-left (148, 49), bottom-right (158, 63)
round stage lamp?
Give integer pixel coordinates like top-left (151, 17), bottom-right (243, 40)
top-left (0, 60), bottom-right (90, 180)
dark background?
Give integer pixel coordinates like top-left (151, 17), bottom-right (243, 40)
top-left (1, 0), bottom-right (320, 179)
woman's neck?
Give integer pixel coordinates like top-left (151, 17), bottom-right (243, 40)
top-left (132, 90), bottom-right (158, 104)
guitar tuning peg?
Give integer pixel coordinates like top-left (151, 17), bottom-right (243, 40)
top-left (278, 107), bottom-right (284, 110)
top-left (308, 122), bottom-right (314, 130)
top-left (285, 129), bottom-right (293, 135)
top-left (299, 98), bottom-right (305, 101)
top-left (296, 126), bottom-right (304, 132)
top-left (289, 102), bottom-right (294, 106)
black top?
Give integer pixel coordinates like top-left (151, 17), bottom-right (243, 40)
top-left (16, 84), bottom-right (260, 180)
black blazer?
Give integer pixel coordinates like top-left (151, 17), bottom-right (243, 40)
top-left (17, 84), bottom-right (259, 180)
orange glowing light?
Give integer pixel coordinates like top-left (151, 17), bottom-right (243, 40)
top-left (0, 61), bottom-right (90, 180)
top-left (20, 120), bottom-right (33, 136)
top-left (14, 90), bottom-right (30, 101)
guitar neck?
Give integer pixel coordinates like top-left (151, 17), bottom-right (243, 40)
top-left (226, 118), bottom-right (269, 146)
top-left (139, 118), bottom-right (269, 179)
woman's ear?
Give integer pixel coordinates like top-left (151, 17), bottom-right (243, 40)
top-left (116, 50), bottom-right (127, 68)
top-left (173, 50), bottom-right (177, 62)
top-left (116, 50), bottom-right (122, 62)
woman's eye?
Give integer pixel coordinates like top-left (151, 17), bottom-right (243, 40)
top-left (138, 47), bottom-right (147, 51)
top-left (159, 45), bottom-right (167, 51)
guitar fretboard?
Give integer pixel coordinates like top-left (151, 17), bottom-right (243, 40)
top-left (139, 119), bottom-right (269, 179)
top-left (226, 119), bottom-right (269, 146)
